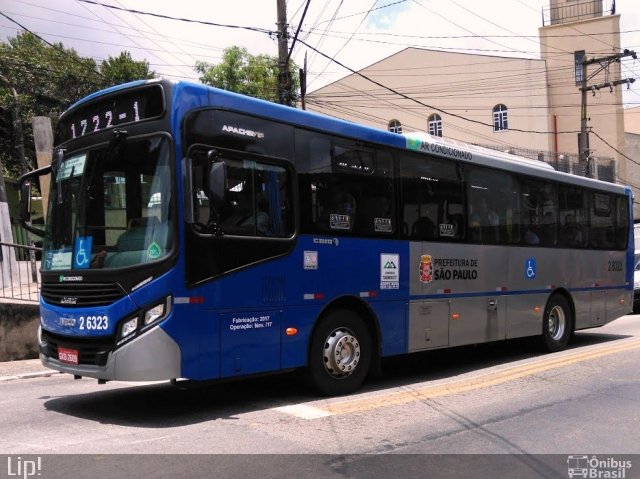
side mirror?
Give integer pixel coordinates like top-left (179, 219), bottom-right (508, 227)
top-left (20, 181), bottom-right (32, 224)
top-left (208, 161), bottom-right (226, 205)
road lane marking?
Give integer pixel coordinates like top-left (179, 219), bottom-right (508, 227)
top-left (275, 404), bottom-right (333, 419)
top-left (278, 338), bottom-right (640, 419)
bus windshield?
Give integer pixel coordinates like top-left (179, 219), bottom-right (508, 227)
top-left (42, 134), bottom-right (174, 271)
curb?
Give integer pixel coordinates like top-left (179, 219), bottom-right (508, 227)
top-left (0, 370), bottom-right (62, 383)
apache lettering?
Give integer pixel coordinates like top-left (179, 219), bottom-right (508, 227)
top-left (221, 125), bottom-right (264, 139)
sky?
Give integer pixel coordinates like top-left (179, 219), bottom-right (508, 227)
top-left (0, 0), bottom-right (639, 107)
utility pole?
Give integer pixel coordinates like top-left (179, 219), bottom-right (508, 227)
top-left (579, 49), bottom-right (636, 177)
top-left (276, 0), bottom-right (292, 106)
top-left (300, 52), bottom-right (307, 110)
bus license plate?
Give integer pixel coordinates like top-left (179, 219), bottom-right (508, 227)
top-left (58, 347), bottom-right (79, 364)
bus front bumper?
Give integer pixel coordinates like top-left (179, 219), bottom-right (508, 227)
top-left (39, 325), bottom-right (181, 382)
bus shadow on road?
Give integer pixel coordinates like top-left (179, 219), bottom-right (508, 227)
top-left (368, 331), bottom-right (631, 390)
top-left (42, 330), bottom-right (630, 427)
top-left (42, 370), bottom-right (316, 428)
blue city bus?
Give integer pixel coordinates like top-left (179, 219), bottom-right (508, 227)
top-left (20, 79), bottom-right (633, 396)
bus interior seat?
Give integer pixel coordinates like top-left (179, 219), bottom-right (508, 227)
top-left (116, 216), bottom-right (159, 251)
top-left (411, 217), bottom-right (436, 240)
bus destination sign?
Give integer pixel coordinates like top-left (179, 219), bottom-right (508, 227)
top-left (57, 85), bottom-right (165, 143)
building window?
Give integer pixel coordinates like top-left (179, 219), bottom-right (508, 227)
top-left (428, 113), bottom-right (442, 137)
top-left (493, 104), bottom-right (508, 132)
top-left (388, 119), bottom-right (402, 134)
top-left (574, 50), bottom-right (585, 84)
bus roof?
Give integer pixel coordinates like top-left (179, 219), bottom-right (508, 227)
top-left (62, 78), bottom-right (630, 197)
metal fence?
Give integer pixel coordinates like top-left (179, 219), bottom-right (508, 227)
top-left (475, 144), bottom-right (617, 183)
top-left (0, 241), bottom-right (41, 302)
top-left (542, 0), bottom-right (614, 26)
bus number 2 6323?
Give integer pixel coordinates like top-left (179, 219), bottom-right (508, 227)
top-left (79, 316), bottom-right (109, 331)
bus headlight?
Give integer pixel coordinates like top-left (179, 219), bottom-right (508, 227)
top-left (144, 296), bottom-right (172, 326)
top-left (116, 296), bottom-right (172, 347)
top-left (121, 316), bottom-right (138, 339)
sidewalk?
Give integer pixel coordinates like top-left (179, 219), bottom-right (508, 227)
top-left (0, 358), bottom-right (61, 382)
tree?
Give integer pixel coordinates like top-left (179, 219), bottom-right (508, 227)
top-left (0, 32), bottom-right (154, 179)
top-left (195, 46), bottom-right (299, 104)
top-left (100, 51), bottom-right (154, 85)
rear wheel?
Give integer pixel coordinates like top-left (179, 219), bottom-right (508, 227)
top-left (307, 309), bottom-right (372, 396)
top-left (541, 295), bottom-right (572, 352)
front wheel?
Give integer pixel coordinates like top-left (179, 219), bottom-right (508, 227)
top-left (306, 309), bottom-right (372, 396)
top-left (541, 295), bottom-right (572, 352)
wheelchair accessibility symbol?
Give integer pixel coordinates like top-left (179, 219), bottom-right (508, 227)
top-left (525, 258), bottom-right (536, 279)
top-left (73, 236), bottom-right (93, 269)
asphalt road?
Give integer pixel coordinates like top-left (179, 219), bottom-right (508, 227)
top-left (1, 314), bottom-right (639, 478)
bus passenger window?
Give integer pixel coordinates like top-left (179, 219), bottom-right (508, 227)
top-left (520, 179), bottom-right (558, 247)
top-left (559, 214), bottom-right (584, 246)
top-left (590, 193), bottom-right (615, 249)
top-left (558, 185), bottom-right (588, 247)
top-left (189, 152), bottom-right (292, 238)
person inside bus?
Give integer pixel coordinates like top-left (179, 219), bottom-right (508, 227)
top-left (470, 197), bottom-right (499, 242)
top-left (559, 213), bottom-right (584, 246)
top-left (524, 213), bottom-right (541, 245)
top-left (539, 211), bottom-right (557, 246)
top-left (236, 196), bottom-right (270, 235)
top-left (327, 191), bottom-right (356, 231)
top-left (475, 197), bottom-right (499, 227)
top-left (411, 216), bottom-right (436, 239)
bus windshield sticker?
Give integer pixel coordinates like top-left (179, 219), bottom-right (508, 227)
top-left (304, 251), bottom-right (318, 270)
top-left (47, 249), bottom-right (73, 271)
top-left (439, 223), bottom-right (455, 237)
top-left (330, 214), bottom-right (351, 230)
top-left (73, 236), bottom-right (92, 269)
top-left (380, 254), bottom-right (399, 290)
top-left (59, 154), bottom-right (87, 180)
top-left (374, 218), bottom-right (393, 233)
top-left (147, 241), bottom-right (162, 260)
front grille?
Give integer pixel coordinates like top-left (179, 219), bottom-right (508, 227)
top-left (40, 330), bottom-right (115, 366)
top-left (41, 282), bottom-right (126, 307)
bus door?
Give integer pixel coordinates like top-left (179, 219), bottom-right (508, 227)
top-left (446, 168), bottom-right (515, 346)
top-left (185, 145), bottom-right (295, 378)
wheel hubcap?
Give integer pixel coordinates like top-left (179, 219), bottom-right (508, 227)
top-left (323, 328), bottom-right (361, 378)
top-left (548, 305), bottom-right (566, 341)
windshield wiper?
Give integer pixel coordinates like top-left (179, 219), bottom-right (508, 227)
top-left (87, 129), bottom-right (128, 200)
top-left (55, 148), bottom-right (65, 205)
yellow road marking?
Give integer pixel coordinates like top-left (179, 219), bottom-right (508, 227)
top-left (282, 338), bottom-right (640, 419)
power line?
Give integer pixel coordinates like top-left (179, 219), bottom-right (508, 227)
top-left (298, 38), bottom-right (582, 135)
top-left (5, 2), bottom-right (226, 55)
top-left (75, 0), bottom-right (273, 35)
top-left (0, 10), bottom-right (104, 80)
top-left (591, 129), bottom-right (638, 165)
top-left (310, 0), bottom-right (378, 87)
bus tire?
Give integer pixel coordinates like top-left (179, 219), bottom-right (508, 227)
top-left (541, 295), bottom-right (572, 352)
top-left (307, 309), bottom-right (372, 396)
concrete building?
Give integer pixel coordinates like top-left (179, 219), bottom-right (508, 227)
top-left (626, 106), bottom-right (640, 216)
top-left (306, 0), bottom-right (638, 215)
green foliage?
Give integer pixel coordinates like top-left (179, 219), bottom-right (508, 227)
top-left (195, 45), bottom-right (299, 104)
top-left (0, 32), bottom-right (154, 179)
top-left (100, 51), bottom-right (154, 85)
